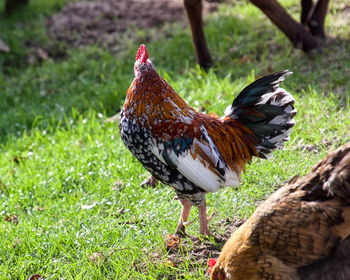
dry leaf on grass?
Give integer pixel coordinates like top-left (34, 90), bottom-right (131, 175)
top-left (165, 234), bottom-right (180, 251)
top-left (28, 274), bottom-right (45, 280)
top-left (88, 252), bottom-right (104, 264)
top-left (5, 215), bottom-right (19, 225)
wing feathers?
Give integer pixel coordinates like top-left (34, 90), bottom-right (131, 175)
top-left (150, 124), bottom-right (241, 193)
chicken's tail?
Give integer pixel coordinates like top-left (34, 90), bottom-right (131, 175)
top-left (225, 70), bottom-right (296, 159)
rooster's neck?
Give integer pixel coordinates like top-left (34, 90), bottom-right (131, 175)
top-left (123, 72), bottom-right (195, 123)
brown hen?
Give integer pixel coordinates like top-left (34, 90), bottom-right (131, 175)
top-left (211, 142), bottom-right (350, 280)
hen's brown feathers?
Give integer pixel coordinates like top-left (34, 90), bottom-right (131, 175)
top-left (212, 142), bottom-right (350, 280)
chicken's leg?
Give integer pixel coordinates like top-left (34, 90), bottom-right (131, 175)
top-left (175, 199), bottom-right (192, 236)
top-left (198, 199), bottom-right (209, 236)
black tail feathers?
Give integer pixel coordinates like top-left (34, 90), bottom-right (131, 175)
top-left (225, 70), bottom-right (296, 159)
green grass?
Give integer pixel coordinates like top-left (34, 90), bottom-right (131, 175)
top-left (0, 0), bottom-right (350, 279)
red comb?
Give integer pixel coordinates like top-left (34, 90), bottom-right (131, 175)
top-left (208, 258), bottom-right (216, 273)
top-left (136, 44), bottom-right (149, 63)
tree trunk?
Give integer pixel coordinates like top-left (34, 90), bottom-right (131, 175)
top-left (250, 0), bottom-right (319, 52)
top-left (307, 0), bottom-right (330, 39)
top-left (301, 0), bottom-right (313, 25)
top-left (5, 0), bottom-right (29, 14)
top-left (184, 0), bottom-right (213, 71)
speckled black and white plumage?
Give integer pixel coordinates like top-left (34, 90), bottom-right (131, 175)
top-left (119, 110), bottom-right (206, 205)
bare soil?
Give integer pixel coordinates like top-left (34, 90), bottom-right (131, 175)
top-left (162, 217), bottom-right (245, 278)
top-left (47, 0), bottom-right (220, 50)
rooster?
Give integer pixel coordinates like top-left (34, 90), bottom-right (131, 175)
top-left (210, 142), bottom-right (350, 280)
top-left (119, 44), bottom-right (296, 235)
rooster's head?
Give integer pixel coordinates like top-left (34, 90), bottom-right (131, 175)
top-left (134, 44), bottom-right (155, 76)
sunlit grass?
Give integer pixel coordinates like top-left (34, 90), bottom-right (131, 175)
top-left (0, 0), bottom-right (349, 279)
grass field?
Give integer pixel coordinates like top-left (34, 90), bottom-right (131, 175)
top-left (0, 0), bottom-right (349, 279)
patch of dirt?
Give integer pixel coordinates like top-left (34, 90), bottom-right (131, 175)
top-left (47, 0), bottom-right (221, 51)
top-left (162, 217), bottom-right (245, 279)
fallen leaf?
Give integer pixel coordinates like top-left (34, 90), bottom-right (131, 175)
top-left (88, 252), bottom-right (104, 264)
top-left (28, 274), bottom-right (44, 280)
top-left (165, 234), bottom-right (180, 251)
top-left (5, 215), bottom-right (19, 225)
top-left (35, 206), bottom-right (45, 211)
top-left (151, 252), bottom-right (160, 259)
top-left (167, 259), bottom-right (176, 266)
top-left (112, 179), bottom-right (124, 191)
